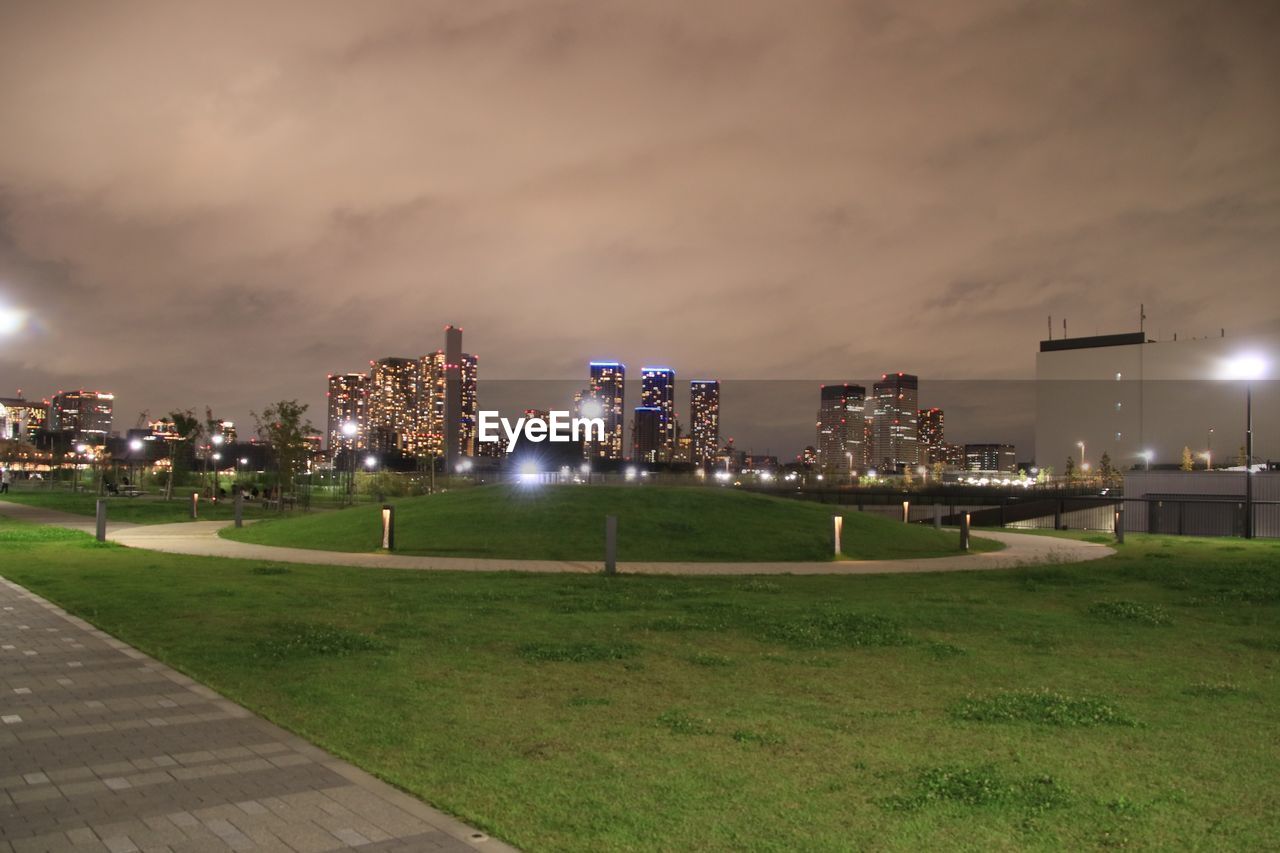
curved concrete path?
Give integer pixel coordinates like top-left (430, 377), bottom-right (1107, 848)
top-left (0, 499), bottom-right (1113, 575)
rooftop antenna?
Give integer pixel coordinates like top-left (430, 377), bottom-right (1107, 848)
top-left (1047, 315), bottom-right (1053, 340)
top-left (1063, 318), bottom-right (1067, 338)
top-left (1140, 303), bottom-right (1146, 336)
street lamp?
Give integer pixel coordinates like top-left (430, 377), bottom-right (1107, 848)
top-left (341, 421), bottom-right (358, 505)
top-left (1223, 354), bottom-right (1268, 538)
top-left (129, 438), bottom-right (143, 487)
top-left (1140, 450), bottom-right (1153, 471)
top-left (1077, 441), bottom-right (1086, 470)
top-left (1206, 427), bottom-right (1214, 471)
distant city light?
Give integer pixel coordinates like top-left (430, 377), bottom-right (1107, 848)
top-left (364, 455), bottom-right (377, 469)
top-left (129, 439), bottom-right (143, 452)
top-left (341, 421), bottom-right (358, 438)
top-left (624, 466), bottom-right (638, 481)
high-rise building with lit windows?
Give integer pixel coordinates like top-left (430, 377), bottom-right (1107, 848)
top-left (0, 397), bottom-right (46, 442)
top-left (326, 373), bottom-right (368, 460)
top-left (816, 383), bottom-right (865, 475)
top-left (918, 407), bottom-right (945, 464)
top-left (689, 380), bottom-right (720, 465)
top-left (584, 362), bottom-right (625, 460)
top-left (965, 443), bottom-right (1017, 474)
top-left (47, 390), bottom-right (113, 441)
top-left (640, 367), bottom-right (676, 461)
top-left (420, 344), bottom-right (478, 460)
top-left (366, 358), bottom-right (420, 454)
top-left (633, 407), bottom-right (662, 463)
top-left (871, 372), bottom-right (919, 472)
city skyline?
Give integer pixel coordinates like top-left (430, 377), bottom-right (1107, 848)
top-left (2, 2), bottom-right (1277, 445)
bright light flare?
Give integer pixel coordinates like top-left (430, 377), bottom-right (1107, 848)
top-left (0, 305), bottom-right (28, 336)
top-left (1221, 354), bottom-right (1268, 381)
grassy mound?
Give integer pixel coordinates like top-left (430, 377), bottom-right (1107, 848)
top-left (222, 484), bottom-right (995, 562)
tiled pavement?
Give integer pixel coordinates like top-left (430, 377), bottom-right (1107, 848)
top-left (0, 578), bottom-right (516, 853)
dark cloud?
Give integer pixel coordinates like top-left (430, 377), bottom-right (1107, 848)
top-left (0, 0), bottom-right (1277, 455)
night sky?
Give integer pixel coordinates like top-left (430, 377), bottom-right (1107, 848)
top-left (1, 1), bottom-right (1277, 455)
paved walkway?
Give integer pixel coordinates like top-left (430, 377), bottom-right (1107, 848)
top-left (0, 578), bottom-right (513, 853)
top-left (0, 500), bottom-right (1113, 575)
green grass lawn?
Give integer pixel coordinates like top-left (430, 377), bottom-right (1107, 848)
top-left (0, 487), bottom-right (282, 525)
top-left (222, 484), bottom-right (998, 561)
top-left (3, 518), bottom-right (1277, 850)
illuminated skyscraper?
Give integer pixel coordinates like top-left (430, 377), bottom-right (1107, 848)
top-left (640, 367), bottom-right (676, 461)
top-left (871, 372), bottom-right (920, 472)
top-left (689, 380), bottom-right (720, 466)
top-left (366, 358), bottom-right (420, 454)
top-left (633, 407), bottom-right (662, 462)
top-left (443, 325), bottom-right (463, 469)
top-left (326, 373), bottom-right (368, 460)
top-left (48, 390), bottom-right (113, 441)
top-left (420, 344), bottom-right (478, 461)
top-left (584, 362), bottom-right (625, 460)
top-left (815, 384), bottom-right (865, 476)
top-left (918, 407), bottom-right (945, 464)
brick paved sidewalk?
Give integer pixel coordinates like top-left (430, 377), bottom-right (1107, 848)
top-left (0, 578), bottom-right (515, 853)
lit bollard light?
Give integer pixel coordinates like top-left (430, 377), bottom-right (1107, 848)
top-left (1115, 506), bottom-right (1125, 544)
top-left (234, 490), bottom-right (244, 529)
top-left (960, 512), bottom-right (971, 551)
top-left (902, 500), bottom-right (910, 524)
top-left (95, 498), bottom-right (107, 543)
top-left (604, 514), bottom-right (617, 575)
top-left (832, 515), bottom-right (843, 556)
top-left (381, 504), bottom-right (396, 550)
top-left (190, 492), bottom-right (199, 520)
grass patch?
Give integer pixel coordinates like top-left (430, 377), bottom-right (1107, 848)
top-left (950, 689), bottom-right (1137, 727)
top-left (517, 641), bottom-right (639, 663)
top-left (253, 621), bottom-right (388, 660)
top-left (1, 487), bottom-right (283, 525)
top-left (220, 484), bottom-right (1001, 562)
top-left (761, 610), bottom-right (911, 648)
top-left (883, 763), bottom-right (1070, 814)
top-left (1089, 600), bottom-right (1173, 626)
top-left (1183, 682), bottom-right (1246, 698)
top-left (2, 519), bottom-right (1278, 850)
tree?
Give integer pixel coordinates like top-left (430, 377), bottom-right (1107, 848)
top-left (1064, 455), bottom-right (1076, 480)
top-left (164, 410), bottom-right (202, 500)
top-left (1098, 450), bottom-right (1118, 484)
top-left (253, 400), bottom-right (316, 508)
top-left (1180, 446), bottom-right (1194, 472)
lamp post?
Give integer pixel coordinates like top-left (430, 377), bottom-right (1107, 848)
top-left (211, 452), bottom-right (222, 498)
top-left (341, 421), bottom-right (358, 505)
top-left (1206, 427), bottom-right (1214, 471)
top-left (1140, 450), bottom-right (1153, 471)
top-left (209, 433), bottom-right (224, 498)
top-left (129, 438), bottom-right (143, 488)
top-left (1224, 355), bottom-right (1266, 539)
top-left (75, 443), bottom-right (88, 493)
top-left (1077, 441), bottom-right (1086, 471)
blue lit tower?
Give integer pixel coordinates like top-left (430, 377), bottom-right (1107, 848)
top-left (640, 367), bottom-right (676, 462)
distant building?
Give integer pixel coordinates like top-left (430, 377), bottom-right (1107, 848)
top-left (640, 367), bottom-right (676, 461)
top-left (965, 443), bottom-right (1017, 474)
top-left (585, 362), bottom-right (626, 460)
top-left (689, 380), bottom-right (720, 465)
top-left (47, 390), bottom-right (113, 442)
top-left (367, 358), bottom-right (420, 454)
top-left (1035, 329), bottom-right (1278, 470)
top-left (326, 373), bottom-right (368, 460)
top-left (213, 419), bottom-right (237, 444)
top-left (633, 407), bottom-right (662, 462)
top-left (799, 445), bottom-right (818, 469)
top-left (918, 408), bottom-right (945, 463)
top-left (940, 442), bottom-right (966, 469)
top-left (0, 397), bottom-right (46, 442)
top-left (816, 384), bottom-right (866, 476)
top-left (871, 373), bottom-right (919, 473)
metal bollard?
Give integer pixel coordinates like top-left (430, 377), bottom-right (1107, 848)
top-left (95, 498), bottom-right (107, 543)
top-left (902, 500), bottom-right (910, 524)
top-left (933, 503), bottom-right (942, 530)
top-left (832, 515), bottom-right (844, 556)
top-left (960, 512), bottom-right (971, 551)
top-left (1115, 506), bottom-right (1125, 544)
top-left (234, 490), bottom-right (243, 528)
top-left (604, 514), bottom-right (618, 575)
top-left (190, 492), bottom-right (199, 519)
top-left (381, 504), bottom-right (395, 550)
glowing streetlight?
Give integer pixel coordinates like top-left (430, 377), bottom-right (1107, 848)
top-left (1223, 353), bottom-right (1268, 538)
top-left (364, 455), bottom-right (377, 470)
top-left (129, 439), bottom-right (143, 452)
top-left (1140, 450), bottom-right (1153, 471)
top-left (0, 305), bottom-right (28, 336)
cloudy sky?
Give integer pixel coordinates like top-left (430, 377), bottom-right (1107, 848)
top-left (1, 0), bottom-right (1277, 453)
